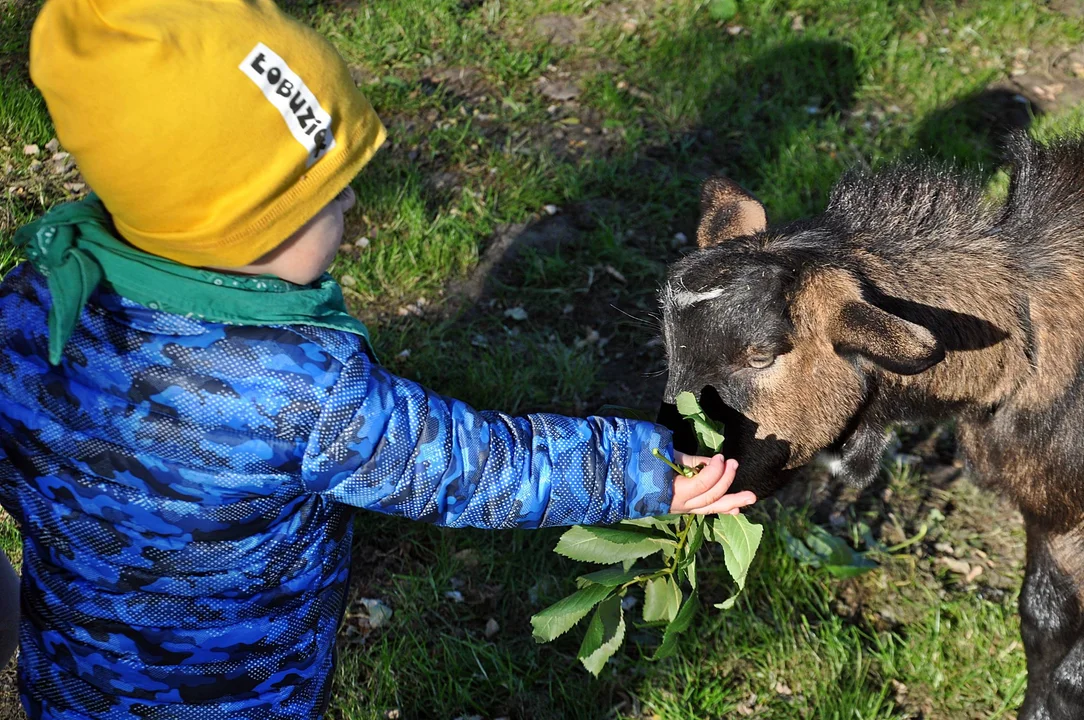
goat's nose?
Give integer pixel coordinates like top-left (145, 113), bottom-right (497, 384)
top-left (663, 372), bottom-right (698, 405)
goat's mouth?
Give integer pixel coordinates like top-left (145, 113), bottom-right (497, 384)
top-left (657, 385), bottom-right (793, 497)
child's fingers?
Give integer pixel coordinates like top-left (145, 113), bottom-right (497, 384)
top-left (670, 455), bottom-right (726, 510)
top-left (689, 490), bottom-right (757, 516)
top-left (681, 458), bottom-right (739, 509)
top-left (673, 450), bottom-right (713, 469)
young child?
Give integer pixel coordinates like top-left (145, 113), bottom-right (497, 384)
top-left (0, 0), bottom-right (756, 717)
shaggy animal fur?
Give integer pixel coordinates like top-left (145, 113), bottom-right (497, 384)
top-left (660, 134), bottom-right (1084, 719)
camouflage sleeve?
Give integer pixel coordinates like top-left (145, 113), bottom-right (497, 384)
top-left (301, 352), bottom-right (675, 528)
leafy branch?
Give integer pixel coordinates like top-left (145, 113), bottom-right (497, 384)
top-left (530, 392), bottom-right (763, 674)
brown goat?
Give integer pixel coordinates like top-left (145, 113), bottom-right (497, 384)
top-left (660, 134), bottom-right (1084, 719)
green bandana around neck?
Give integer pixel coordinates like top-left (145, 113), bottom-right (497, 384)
top-left (13, 194), bottom-right (374, 365)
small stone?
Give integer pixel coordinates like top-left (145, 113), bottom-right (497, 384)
top-left (50, 152), bottom-right (74, 174)
top-left (1034, 83), bottom-right (1065, 103)
top-left (454, 548), bottom-right (480, 567)
top-left (357, 598), bottom-right (393, 629)
top-left (384, 711), bottom-right (401, 720)
top-left (484, 618), bottom-right (500, 638)
top-left (355, 236), bottom-right (370, 249)
top-left (504, 307), bottom-right (528, 321)
top-left (28, 160), bottom-right (43, 173)
top-left (775, 682), bottom-right (793, 696)
top-left (726, 25), bottom-right (743, 35)
top-left (790, 14), bottom-right (805, 31)
top-left (23, 144), bottom-right (39, 156)
top-left (543, 204), bottom-right (559, 215)
top-left (616, 80), bottom-right (629, 90)
top-left (603, 265), bottom-right (627, 283)
top-left (63, 182), bottom-right (86, 193)
top-left (340, 274), bottom-right (357, 288)
top-left (397, 349), bottom-right (411, 360)
top-left (470, 334), bottom-right (489, 348)
top-left (444, 590), bottom-right (465, 603)
top-left (397, 306), bottom-right (412, 317)
top-left (965, 564), bottom-right (984, 583)
top-left (537, 78), bottom-right (580, 102)
top-left (44, 138), bottom-right (60, 154)
top-left (940, 557), bottom-right (971, 575)
top-left (934, 542), bottom-right (955, 556)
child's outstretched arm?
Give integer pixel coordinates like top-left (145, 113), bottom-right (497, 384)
top-left (302, 352), bottom-right (752, 528)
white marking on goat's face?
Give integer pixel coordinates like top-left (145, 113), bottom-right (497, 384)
top-left (669, 287), bottom-right (727, 309)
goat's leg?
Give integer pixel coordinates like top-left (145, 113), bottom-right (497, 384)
top-left (1018, 519), bottom-right (1084, 720)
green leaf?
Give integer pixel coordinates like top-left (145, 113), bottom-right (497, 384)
top-left (707, 0), bottom-right (738, 22)
top-left (675, 391), bottom-right (726, 454)
top-left (577, 596), bottom-right (626, 676)
top-left (711, 514), bottom-right (763, 610)
top-left (684, 516), bottom-right (708, 558)
top-left (621, 517), bottom-right (679, 537)
top-left (784, 525), bottom-right (878, 578)
top-left (687, 553), bottom-right (698, 590)
top-left (577, 565), bottom-right (655, 588)
top-left (653, 591), bottom-right (699, 659)
top-left (803, 525), bottom-right (842, 562)
top-left (555, 526), bottom-right (673, 564)
top-left (588, 524), bottom-right (674, 544)
top-left (530, 583), bottom-right (612, 643)
top-left (806, 525), bottom-right (878, 576)
top-left (781, 526), bottom-right (823, 567)
top-left (642, 577), bottom-right (682, 623)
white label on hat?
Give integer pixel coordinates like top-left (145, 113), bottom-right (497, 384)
top-left (240, 43), bottom-right (336, 168)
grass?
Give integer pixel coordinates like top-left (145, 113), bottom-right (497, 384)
top-left (3, 0), bottom-right (1083, 717)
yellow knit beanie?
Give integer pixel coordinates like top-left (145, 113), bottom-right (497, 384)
top-left (29, 0), bottom-right (386, 267)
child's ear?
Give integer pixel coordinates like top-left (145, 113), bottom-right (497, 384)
top-left (696, 177), bottom-right (768, 248)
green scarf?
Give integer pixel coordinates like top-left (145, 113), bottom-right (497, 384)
top-left (13, 194), bottom-right (373, 365)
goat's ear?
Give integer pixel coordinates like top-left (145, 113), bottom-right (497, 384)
top-left (696, 176), bottom-right (768, 248)
top-left (832, 301), bottom-right (945, 375)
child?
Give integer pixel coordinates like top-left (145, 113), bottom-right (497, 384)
top-left (0, 0), bottom-right (756, 717)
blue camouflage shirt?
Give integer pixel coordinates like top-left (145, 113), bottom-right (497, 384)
top-left (0, 262), bottom-right (674, 719)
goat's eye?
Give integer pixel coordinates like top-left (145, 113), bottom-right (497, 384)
top-left (747, 354), bottom-right (776, 369)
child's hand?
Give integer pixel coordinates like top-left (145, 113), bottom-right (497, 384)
top-left (669, 452), bottom-right (757, 515)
